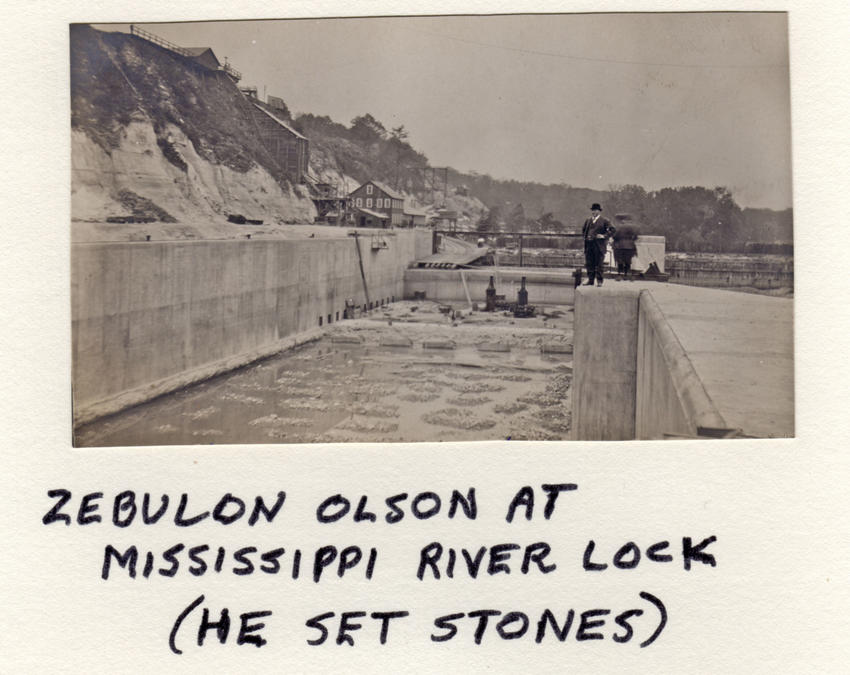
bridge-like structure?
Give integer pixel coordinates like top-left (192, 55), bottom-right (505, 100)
top-left (412, 236), bottom-right (492, 269)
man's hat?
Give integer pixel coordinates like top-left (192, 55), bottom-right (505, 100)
top-left (591, 203), bottom-right (602, 211)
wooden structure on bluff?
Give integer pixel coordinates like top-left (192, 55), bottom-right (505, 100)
top-left (181, 47), bottom-right (222, 71)
top-left (129, 25), bottom-right (241, 81)
top-left (248, 103), bottom-right (310, 184)
top-left (306, 177), bottom-right (350, 224)
top-left (129, 26), bottom-right (309, 184)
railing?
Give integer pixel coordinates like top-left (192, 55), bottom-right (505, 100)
top-left (130, 24), bottom-right (241, 80)
top-left (434, 230), bottom-right (583, 266)
top-left (223, 62), bottom-right (241, 81)
top-left (497, 253), bottom-right (584, 268)
top-left (130, 25), bottom-right (191, 58)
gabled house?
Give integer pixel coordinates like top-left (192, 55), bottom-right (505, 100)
top-left (349, 180), bottom-right (405, 227)
top-left (182, 47), bottom-right (221, 71)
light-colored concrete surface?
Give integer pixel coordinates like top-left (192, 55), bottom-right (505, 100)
top-left (72, 229), bottom-right (432, 424)
top-left (643, 283), bottom-right (793, 438)
top-left (404, 267), bottom-right (577, 306)
top-left (572, 286), bottom-right (639, 440)
top-left (572, 280), bottom-right (794, 439)
top-left (635, 289), bottom-right (727, 439)
top-left (632, 235), bottom-right (666, 273)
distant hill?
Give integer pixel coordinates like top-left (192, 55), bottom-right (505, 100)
top-left (449, 170), bottom-right (792, 252)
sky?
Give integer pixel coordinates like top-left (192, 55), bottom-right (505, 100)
top-left (96, 14), bottom-right (792, 209)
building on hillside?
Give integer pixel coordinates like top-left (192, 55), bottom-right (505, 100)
top-left (129, 26), bottom-right (241, 81)
top-left (349, 180), bottom-right (405, 227)
top-left (182, 47), bottom-right (221, 71)
top-left (247, 103), bottom-right (309, 183)
top-left (403, 202), bottom-right (428, 227)
top-left (307, 177), bottom-right (351, 224)
top-left (267, 95), bottom-right (290, 116)
top-left (352, 207), bottom-right (390, 228)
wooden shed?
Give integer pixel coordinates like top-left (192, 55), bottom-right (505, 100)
top-left (182, 47), bottom-right (222, 71)
top-left (353, 206), bottom-right (390, 228)
top-left (403, 203), bottom-right (428, 227)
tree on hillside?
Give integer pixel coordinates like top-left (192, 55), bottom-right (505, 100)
top-left (638, 185), bottom-right (745, 252)
top-left (389, 125), bottom-right (410, 190)
top-left (710, 186), bottom-right (745, 251)
top-left (350, 113), bottom-right (387, 143)
top-left (603, 184), bottom-right (649, 225)
top-left (294, 113), bottom-right (349, 138)
top-left (507, 202), bottom-right (526, 231)
top-left (536, 211), bottom-right (564, 233)
top-left (390, 125), bottom-right (408, 142)
top-left (453, 169), bottom-right (788, 252)
top-left (741, 207), bottom-right (793, 243)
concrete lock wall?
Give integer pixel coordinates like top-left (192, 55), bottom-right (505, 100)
top-left (72, 229), bottom-right (431, 424)
top-left (634, 300), bottom-right (693, 438)
top-left (572, 285), bottom-right (732, 440)
top-left (403, 268), bottom-right (577, 305)
top-left (666, 256), bottom-right (793, 290)
top-left (633, 291), bottom-right (727, 439)
top-left (571, 288), bottom-right (640, 440)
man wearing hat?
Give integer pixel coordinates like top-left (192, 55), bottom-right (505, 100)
top-left (581, 203), bottom-right (615, 286)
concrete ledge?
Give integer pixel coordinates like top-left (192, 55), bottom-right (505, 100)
top-left (422, 339), bottom-right (456, 350)
top-left (571, 286), bottom-right (640, 440)
top-left (540, 341), bottom-right (573, 354)
top-left (403, 267), bottom-right (577, 306)
top-left (644, 284), bottom-right (793, 438)
top-left (477, 341), bottom-right (510, 352)
top-left (636, 290), bottom-right (727, 438)
top-left (379, 336), bottom-right (413, 348)
top-left (572, 282), bottom-right (793, 440)
top-left (331, 335), bottom-right (363, 344)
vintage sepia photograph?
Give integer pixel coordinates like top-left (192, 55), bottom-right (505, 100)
top-left (70, 13), bottom-right (794, 446)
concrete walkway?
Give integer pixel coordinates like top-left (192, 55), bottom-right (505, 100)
top-left (616, 281), bottom-right (794, 438)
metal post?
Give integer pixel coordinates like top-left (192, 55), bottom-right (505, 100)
top-left (518, 276), bottom-right (528, 306)
top-left (352, 232), bottom-right (371, 311)
top-left (485, 276), bottom-right (496, 312)
top-left (519, 234), bottom-right (524, 267)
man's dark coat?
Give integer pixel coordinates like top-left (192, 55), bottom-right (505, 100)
top-left (582, 216), bottom-right (615, 259)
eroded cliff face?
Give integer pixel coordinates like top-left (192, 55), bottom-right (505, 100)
top-left (70, 25), bottom-right (487, 234)
top-left (71, 120), bottom-right (316, 224)
top-left (71, 25), bottom-right (317, 228)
